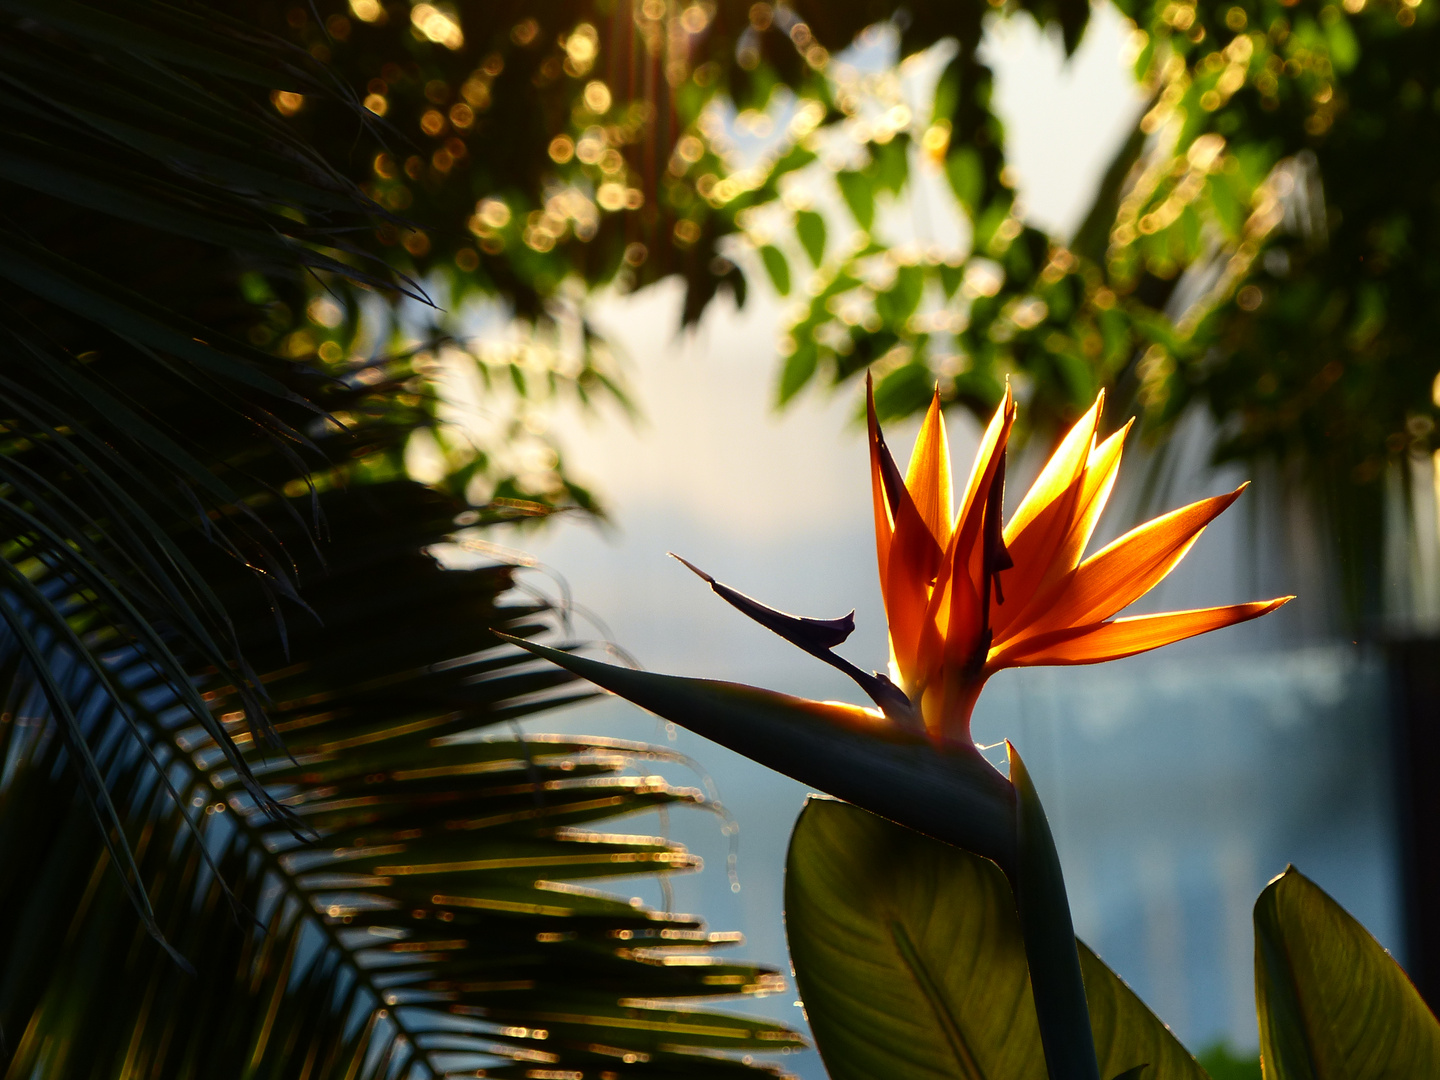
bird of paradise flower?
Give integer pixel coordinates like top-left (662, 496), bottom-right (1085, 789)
top-left (506, 376), bottom-right (1290, 1080)
top-left (508, 370), bottom-right (1290, 866)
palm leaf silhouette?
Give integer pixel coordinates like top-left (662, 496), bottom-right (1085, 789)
top-left (0, 6), bottom-right (800, 1073)
top-left (0, 0), bottom-right (417, 923)
top-left (0, 479), bottom-right (803, 1077)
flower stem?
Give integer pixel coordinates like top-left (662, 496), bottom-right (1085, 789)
top-left (1007, 741), bottom-right (1102, 1080)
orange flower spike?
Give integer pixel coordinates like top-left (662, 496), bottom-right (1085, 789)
top-left (870, 385), bottom-right (949, 694)
top-left (904, 389), bottom-right (954, 550)
top-left (996, 394), bottom-right (1106, 619)
top-left (926, 390), bottom-right (1014, 735)
top-left (865, 382), bottom-right (895, 598)
top-left (636, 382), bottom-right (1288, 752)
top-left (861, 384), bottom-right (1291, 746)
top-left (862, 380), bottom-right (1015, 738)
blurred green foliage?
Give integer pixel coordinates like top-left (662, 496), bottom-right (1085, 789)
top-left (0, 6), bottom-right (800, 1075)
top-left (1197, 1044), bottom-right (1264, 1080)
top-left (239, 0), bottom-right (1437, 618)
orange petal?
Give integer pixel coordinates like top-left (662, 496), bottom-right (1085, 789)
top-left (996, 420), bottom-right (1130, 641)
top-left (948, 389), bottom-right (1017, 609)
top-left (941, 554), bottom-right (984, 668)
top-left (887, 385), bottom-right (968, 686)
top-left (995, 598), bottom-right (1292, 667)
top-left (1056, 421), bottom-right (1131, 572)
top-left (1005, 484), bottom-right (1248, 645)
top-left (997, 395), bottom-right (1103, 621)
top-left (885, 501), bottom-right (943, 687)
top-left (1004, 393), bottom-right (1103, 545)
top-left (904, 386), bottom-right (954, 551)
top-left (955, 385), bottom-right (1015, 543)
top-left (866, 373), bottom-right (897, 595)
top-left (921, 391), bottom-right (1013, 674)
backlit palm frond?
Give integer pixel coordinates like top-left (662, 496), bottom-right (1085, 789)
top-left (0, 478), bottom-right (805, 1079)
top-left (0, 0), bottom-right (411, 910)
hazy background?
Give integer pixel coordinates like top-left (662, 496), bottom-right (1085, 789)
top-left (479, 7), bottom-right (1401, 1074)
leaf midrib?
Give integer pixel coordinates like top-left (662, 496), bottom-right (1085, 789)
top-left (889, 916), bottom-right (986, 1080)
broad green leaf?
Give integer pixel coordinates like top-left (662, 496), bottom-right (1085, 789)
top-left (786, 798), bottom-right (1209, 1080)
top-left (797, 209), bottom-right (827, 266)
top-left (760, 244), bottom-right (792, 295)
top-left (1254, 866), bottom-right (1440, 1079)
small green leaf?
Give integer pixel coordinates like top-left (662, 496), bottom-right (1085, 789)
top-left (796, 210), bottom-right (827, 267)
top-left (1254, 866), bottom-right (1440, 1079)
top-left (786, 799), bottom-right (1210, 1080)
top-left (874, 139), bottom-right (910, 194)
top-left (877, 265), bottom-right (926, 325)
top-left (778, 342), bottom-right (818, 404)
top-left (836, 170), bottom-right (876, 231)
top-left (759, 244), bottom-right (791, 295)
top-left (874, 363), bottom-right (940, 421)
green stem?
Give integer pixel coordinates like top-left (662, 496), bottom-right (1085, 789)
top-left (1007, 741), bottom-right (1101, 1080)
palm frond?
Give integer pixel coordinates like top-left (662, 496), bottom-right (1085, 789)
top-left (0, 479), bottom-right (804, 1079)
top-left (0, 0), bottom-right (419, 913)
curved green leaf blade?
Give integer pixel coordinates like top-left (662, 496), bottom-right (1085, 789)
top-left (1080, 945), bottom-right (1200, 1080)
top-left (785, 798), bottom-right (1209, 1080)
top-left (1254, 866), bottom-right (1440, 1079)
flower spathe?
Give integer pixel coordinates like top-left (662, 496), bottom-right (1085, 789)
top-left (670, 375), bottom-right (1291, 748)
top-left (866, 375), bottom-right (1291, 742)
